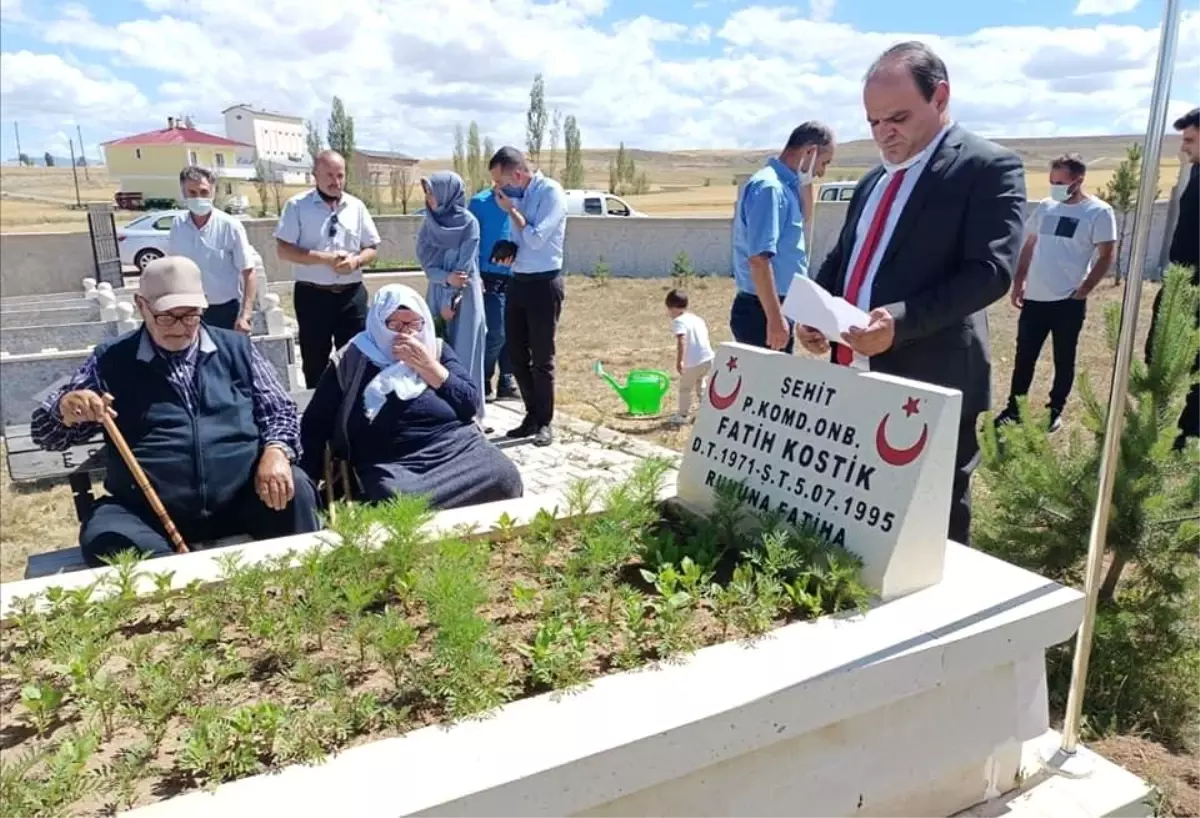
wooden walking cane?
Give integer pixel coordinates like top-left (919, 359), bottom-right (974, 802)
top-left (98, 398), bottom-right (189, 554)
top-left (323, 445), bottom-right (338, 524)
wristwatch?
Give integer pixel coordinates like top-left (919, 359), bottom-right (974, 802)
top-left (265, 441), bottom-right (297, 463)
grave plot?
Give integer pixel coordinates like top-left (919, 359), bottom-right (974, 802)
top-left (0, 344), bottom-right (1086, 818)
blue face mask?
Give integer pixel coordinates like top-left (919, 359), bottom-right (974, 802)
top-left (501, 185), bottom-right (524, 200)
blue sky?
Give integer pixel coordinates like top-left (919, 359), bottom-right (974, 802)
top-left (1, 0), bottom-right (1196, 161)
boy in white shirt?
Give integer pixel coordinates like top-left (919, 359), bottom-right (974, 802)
top-left (666, 289), bottom-right (715, 426)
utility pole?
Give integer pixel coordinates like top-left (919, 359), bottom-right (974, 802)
top-left (13, 121), bottom-right (22, 165)
top-left (68, 138), bottom-right (82, 207)
top-left (76, 124), bottom-right (90, 180)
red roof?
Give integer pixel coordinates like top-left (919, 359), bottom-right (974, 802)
top-left (101, 126), bottom-right (251, 148)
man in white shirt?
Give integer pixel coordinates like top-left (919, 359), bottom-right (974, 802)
top-left (275, 150), bottom-right (381, 387)
top-left (167, 166), bottom-right (256, 332)
top-left (998, 153), bottom-right (1116, 431)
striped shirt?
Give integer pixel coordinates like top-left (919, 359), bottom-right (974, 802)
top-left (31, 328), bottom-right (301, 457)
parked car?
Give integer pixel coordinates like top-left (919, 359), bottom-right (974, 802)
top-left (817, 181), bottom-right (858, 203)
top-left (563, 189), bottom-right (646, 217)
top-left (118, 210), bottom-right (179, 272)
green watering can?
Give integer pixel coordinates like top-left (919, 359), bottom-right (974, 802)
top-left (594, 361), bottom-right (671, 416)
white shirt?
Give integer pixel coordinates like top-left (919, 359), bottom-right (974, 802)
top-left (1024, 196), bottom-right (1117, 301)
top-left (846, 122), bottom-right (954, 369)
top-left (273, 189), bottom-right (381, 286)
top-left (671, 312), bottom-right (715, 369)
top-left (167, 209), bottom-right (253, 305)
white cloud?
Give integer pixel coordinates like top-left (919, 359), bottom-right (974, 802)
top-left (810, 0), bottom-right (836, 23)
top-left (0, 0), bottom-right (24, 22)
top-left (1, 0), bottom-right (1197, 161)
top-left (1074, 0), bottom-right (1141, 15)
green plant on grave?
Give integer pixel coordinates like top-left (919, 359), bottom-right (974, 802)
top-left (21, 681), bottom-right (65, 736)
top-left (615, 586), bottom-right (653, 668)
top-left (0, 728), bottom-right (100, 816)
top-left (592, 255), bottom-right (612, 285)
top-left (671, 250), bottom-right (696, 289)
top-left (101, 742), bottom-right (156, 813)
top-left (639, 563), bottom-right (698, 656)
top-left (976, 264), bottom-right (1200, 749)
top-left (372, 606), bottom-right (420, 694)
top-left (517, 614), bottom-right (594, 690)
top-left (80, 671), bottom-right (123, 740)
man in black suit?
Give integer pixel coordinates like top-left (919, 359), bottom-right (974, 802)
top-left (798, 41), bottom-right (1026, 545)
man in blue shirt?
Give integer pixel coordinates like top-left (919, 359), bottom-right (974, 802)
top-left (468, 188), bottom-right (519, 401)
top-left (489, 146), bottom-right (568, 447)
top-left (731, 122), bottom-right (835, 352)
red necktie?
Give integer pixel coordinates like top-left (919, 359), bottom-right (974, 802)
top-left (835, 168), bottom-right (908, 365)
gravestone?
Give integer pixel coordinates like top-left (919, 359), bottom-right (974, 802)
top-left (676, 342), bottom-right (962, 600)
top-left (87, 204), bottom-right (123, 288)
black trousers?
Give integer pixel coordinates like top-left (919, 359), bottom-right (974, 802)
top-left (729, 292), bottom-right (795, 354)
top-left (294, 282), bottom-right (369, 388)
top-left (505, 272), bottom-right (564, 427)
top-left (1005, 298), bottom-right (1087, 414)
top-left (80, 466), bottom-right (320, 567)
top-left (951, 415), bottom-right (980, 547)
top-left (203, 299), bottom-right (240, 330)
top-left (1146, 284), bottom-right (1200, 442)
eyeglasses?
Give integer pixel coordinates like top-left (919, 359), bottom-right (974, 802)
top-left (152, 312), bottom-right (203, 328)
top-left (387, 317), bottom-right (424, 333)
top-left (328, 212), bottom-right (340, 238)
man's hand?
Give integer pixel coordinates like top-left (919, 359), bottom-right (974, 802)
top-left (333, 253), bottom-right (359, 274)
top-left (1071, 285), bottom-right (1092, 300)
top-left (447, 271), bottom-right (469, 288)
top-left (796, 325), bottom-right (830, 356)
top-left (234, 314), bottom-right (253, 334)
top-left (766, 314), bottom-right (791, 351)
top-left (59, 390), bottom-right (115, 426)
top-left (493, 185), bottom-right (515, 213)
top-left (255, 446), bottom-right (294, 511)
top-left (1010, 280), bottom-right (1026, 309)
top-left (841, 308), bottom-right (896, 357)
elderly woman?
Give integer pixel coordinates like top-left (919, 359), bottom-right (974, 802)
top-left (300, 285), bottom-right (523, 508)
top-left (418, 171), bottom-right (487, 417)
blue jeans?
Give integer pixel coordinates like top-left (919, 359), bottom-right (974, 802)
top-left (482, 274), bottom-right (514, 390)
top-left (730, 291), bottom-right (794, 354)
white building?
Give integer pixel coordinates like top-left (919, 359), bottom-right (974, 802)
top-left (222, 103), bottom-right (311, 184)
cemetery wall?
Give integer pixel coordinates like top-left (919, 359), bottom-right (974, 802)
top-left (0, 201), bottom-right (1176, 296)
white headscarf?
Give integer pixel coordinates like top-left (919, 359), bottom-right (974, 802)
top-left (350, 284), bottom-right (438, 421)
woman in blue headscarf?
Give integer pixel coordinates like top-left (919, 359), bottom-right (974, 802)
top-left (300, 284), bottom-right (523, 509)
top-left (417, 171), bottom-right (486, 418)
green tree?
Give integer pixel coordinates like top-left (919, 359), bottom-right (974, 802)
top-left (43, 151), bottom-right (54, 167)
top-left (252, 157), bottom-right (271, 217)
top-left (525, 73), bottom-right (547, 166)
top-left (452, 124), bottom-right (466, 180)
top-left (547, 109), bottom-right (563, 178)
top-left (483, 136), bottom-right (495, 169)
top-left (17, 152), bottom-right (30, 167)
top-left (326, 97), bottom-right (356, 186)
top-left (975, 265), bottom-right (1200, 746)
top-left (466, 121), bottom-right (484, 193)
top-left (563, 115), bottom-right (584, 189)
top-left (305, 119), bottom-right (323, 167)
top-left (1098, 143), bottom-right (1159, 282)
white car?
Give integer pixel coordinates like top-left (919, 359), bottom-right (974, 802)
top-left (117, 210), bottom-right (180, 272)
top-left (817, 181), bottom-right (859, 203)
top-left (563, 189), bottom-right (647, 217)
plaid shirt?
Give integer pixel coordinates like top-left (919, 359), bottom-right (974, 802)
top-left (31, 328), bottom-right (302, 458)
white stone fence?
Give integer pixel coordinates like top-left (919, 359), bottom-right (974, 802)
top-left (0, 199), bottom-right (1179, 297)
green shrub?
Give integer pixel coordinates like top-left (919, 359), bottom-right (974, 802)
top-left (975, 264), bottom-right (1200, 749)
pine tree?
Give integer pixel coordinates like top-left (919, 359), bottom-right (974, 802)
top-left (466, 121), bottom-right (484, 193)
top-left (305, 119), bottom-right (323, 166)
top-left (1098, 143), bottom-right (1160, 282)
top-left (525, 74), bottom-right (547, 166)
top-left (975, 264), bottom-right (1199, 743)
top-left (452, 124), bottom-right (466, 181)
top-left (563, 115), bottom-right (584, 189)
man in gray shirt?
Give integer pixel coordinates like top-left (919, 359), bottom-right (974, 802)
top-left (168, 166), bottom-right (256, 331)
top-left (275, 150), bottom-right (380, 387)
top-left (998, 153), bottom-right (1116, 432)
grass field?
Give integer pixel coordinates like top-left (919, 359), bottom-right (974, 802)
top-left (0, 275), bottom-right (1195, 813)
top-left (2, 132), bottom-right (1184, 230)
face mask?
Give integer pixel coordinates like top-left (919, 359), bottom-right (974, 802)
top-left (501, 185), bottom-right (524, 200)
top-left (1049, 184), bottom-right (1072, 203)
top-left (185, 197), bottom-right (213, 216)
top-left (797, 150), bottom-right (818, 187)
top-left (317, 187), bottom-right (340, 204)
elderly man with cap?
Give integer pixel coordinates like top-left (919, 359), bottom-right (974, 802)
top-left (31, 256), bottom-right (320, 567)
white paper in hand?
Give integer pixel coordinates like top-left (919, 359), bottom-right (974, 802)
top-left (782, 275), bottom-right (871, 343)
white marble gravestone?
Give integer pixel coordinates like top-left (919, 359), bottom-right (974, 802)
top-left (676, 342), bottom-right (962, 600)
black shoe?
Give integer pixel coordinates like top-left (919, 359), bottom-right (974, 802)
top-left (496, 380), bottom-right (519, 400)
top-left (533, 425), bottom-right (554, 447)
top-left (506, 418), bottom-right (537, 439)
top-left (994, 408), bottom-right (1018, 428)
top-left (1048, 410), bottom-right (1063, 434)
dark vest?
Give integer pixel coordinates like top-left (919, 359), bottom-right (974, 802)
top-left (95, 328), bottom-right (260, 522)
